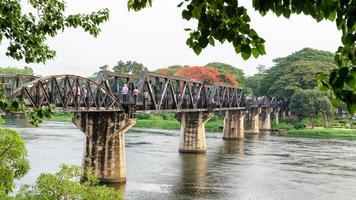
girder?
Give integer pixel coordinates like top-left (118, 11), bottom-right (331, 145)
top-left (2, 72), bottom-right (287, 113)
top-left (10, 75), bottom-right (123, 112)
top-left (96, 70), bottom-right (246, 113)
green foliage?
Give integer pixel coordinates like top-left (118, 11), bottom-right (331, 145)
top-left (260, 48), bottom-right (337, 100)
top-left (134, 118), bottom-right (224, 132)
top-left (0, 67), bottom-right (34, 75)
top-left (271, 121), bottom-right (295, 130)
top-left (155, 65), bottom-right (185, 76)
top-left (286, 129), bottom-right (356, 138)
top-left (0, 0), bottom-right (109, 63)
top-left (112, 60), bottom-right (147, 75)
top-left (291, 89), bottom-right (335, 127)
top-left (15, 165), bottom-right (123, 200)
top-left (0, 128), bottom-right (29, 194)
top-left (128, 0), bottom-right (356, 112)
top-left (205, 62), bottom-right (246, 87)
top-left (245, 65), bottom-right (267, 96)
top-left (29, 105), bottom-right (56, 127)
top-left (49, 112), bottom-right (73, 121)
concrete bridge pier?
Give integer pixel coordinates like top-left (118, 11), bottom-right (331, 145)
top-left (272, 107), bottom-right (281, 124)
top-left (245, 107), bottom-right (261, 134)
top-left (223, 110), bottom-right (247, 140)
top-left (280, 109), bottom-right (286, 120)
top-left (73, 112), bottom-right (136, 183)
top-left (259, 107), bottom-right (272, 130)
top-left (176, 112), bottom-right (212, 153)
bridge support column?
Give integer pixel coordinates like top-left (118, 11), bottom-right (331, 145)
top-left (259, 107), bottom-right (272, 130)
top-left (280, 110), bottom-right (286, 120)
top-left (176, 112), bottom-right (212, 153)
top-left (245, 107), bottom-right (261, 134)
top-left (72, 112), bottom-right (136, 183)
top-left (223, 110), bottom-right (247, 140)
top-left (273, 107), bottom-right (280, 124)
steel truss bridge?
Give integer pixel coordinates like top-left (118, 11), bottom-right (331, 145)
top-left (0, 71), bottom-right (287, 114)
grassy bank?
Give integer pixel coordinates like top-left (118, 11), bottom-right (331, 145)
top-left (134, 119), bottom-right (223, 132)
top-left (47, 113), bottom-right (224, 132)
top-left (286, 129), bottom-right (356, 138)
top-left (49, 112), bottom-right (73, 121)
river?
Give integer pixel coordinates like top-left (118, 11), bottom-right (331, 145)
top-left (3, 120), bottom-right (356, 200)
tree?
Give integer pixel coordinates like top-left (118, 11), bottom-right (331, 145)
top-left (154, 65), bottom-right (185, 76)
top-left (259, 48), bottom-right (337, 101)
top-left (15, 165), bottom-right (123, 200)
top-left (245, 64), bottom-right (267, 96)
top-left (0, 128), bottom-right (29, 194)
top-left (128, 0), bottom-right (356, 113)
top-left (175, 66), bottom-right (221, 85)
top-left (291, 89), bottom-right (335, 128)
top-left (2, 1), bottom-right (354, 111)
top-left (205, 62), bottom-right (245, 87)
top-left (112, 60), bottom-right (147, 74)
top-left (0, 0), bottom-right (109, 63)
top-left (0, 67), bottom-right (34, 75)
top-left (0, 129), bottom-right (123, 199)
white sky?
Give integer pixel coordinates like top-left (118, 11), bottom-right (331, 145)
top-left (0, 0), bottom-right (341, 77)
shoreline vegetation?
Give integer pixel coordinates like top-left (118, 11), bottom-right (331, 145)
top-left (46, 113), bottom-right (356, 138)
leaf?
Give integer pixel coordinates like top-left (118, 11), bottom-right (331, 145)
top-left (208, 37), bottom-right (215, 46)
top-left (193, 45), bottom-right (202, 55)
top-left (177, 2), bottom-right (184, 7)
top-left (241, 51), bottom-right (251, 60)
top-left (327, 11), bottom-right (336, 21)
top-left (251, 48), bottom-right (259, 58)
top-left (182, 10), bottom-right (192, 20)
top-left (283, 9), bottom-right (291, 18)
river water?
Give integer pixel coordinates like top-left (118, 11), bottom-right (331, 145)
top-left (2, 120), bottom-right (356, 200)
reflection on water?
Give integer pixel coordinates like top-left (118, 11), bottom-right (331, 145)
top-left (3, 120), bottom-right (356, 200)
top-left (222, 140), bottom-right (244, 155)
top-left (175, 154), bottom-right (208, 199)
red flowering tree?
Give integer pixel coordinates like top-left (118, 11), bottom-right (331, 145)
top-left (156, 65), bottom-right (239, 86)
top-left (222, 73), bottom-right (238, 86)
top-left (176, 66), bottom-right (220, 85)
top-left (156, 68), bottom-right (171, 75)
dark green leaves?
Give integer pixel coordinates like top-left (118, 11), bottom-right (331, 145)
top-left (0, 0), bottom-right (109, 64)
top-left (127, 0), bottom-right (152, 11)
top-left (180, 0), bottom-right (265, 59)
top-left (252, 0), bottom-right (356, 113)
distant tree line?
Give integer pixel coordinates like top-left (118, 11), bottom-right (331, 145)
top-left (245, 48), bottom-right (339, 126)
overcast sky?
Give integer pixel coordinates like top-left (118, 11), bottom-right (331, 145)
top-left (0, 0), bottom-right (341, 77)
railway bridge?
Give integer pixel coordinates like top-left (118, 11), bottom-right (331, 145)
top-left (1, 72), bottom-right (289, 183)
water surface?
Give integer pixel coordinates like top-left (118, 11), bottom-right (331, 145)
top-left (3, 120), bottom-right (356, 200)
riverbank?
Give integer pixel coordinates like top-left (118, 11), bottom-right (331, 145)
top-left (48, 113), bottom-right (224, 132)
top-left (134, 119), bottom-right (224, 132)
top-left (286, 129), bottom-right (356, 138)
top-left (49, 113), bottom-right (73, 121)
top-left (47, 113), bottom-right (356, 138)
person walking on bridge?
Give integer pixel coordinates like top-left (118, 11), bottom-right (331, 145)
top-left (122, 84), bottom-right (128, 102)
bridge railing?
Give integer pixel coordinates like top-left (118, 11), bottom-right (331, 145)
top-left (0, 72), bottom-right (287, 113)
top-left (9, 75), bottom-right (123, 112)
top-left (97, 70), bottom-right (246, 112)
top-left (0, 74), bottom-right (38, 97)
